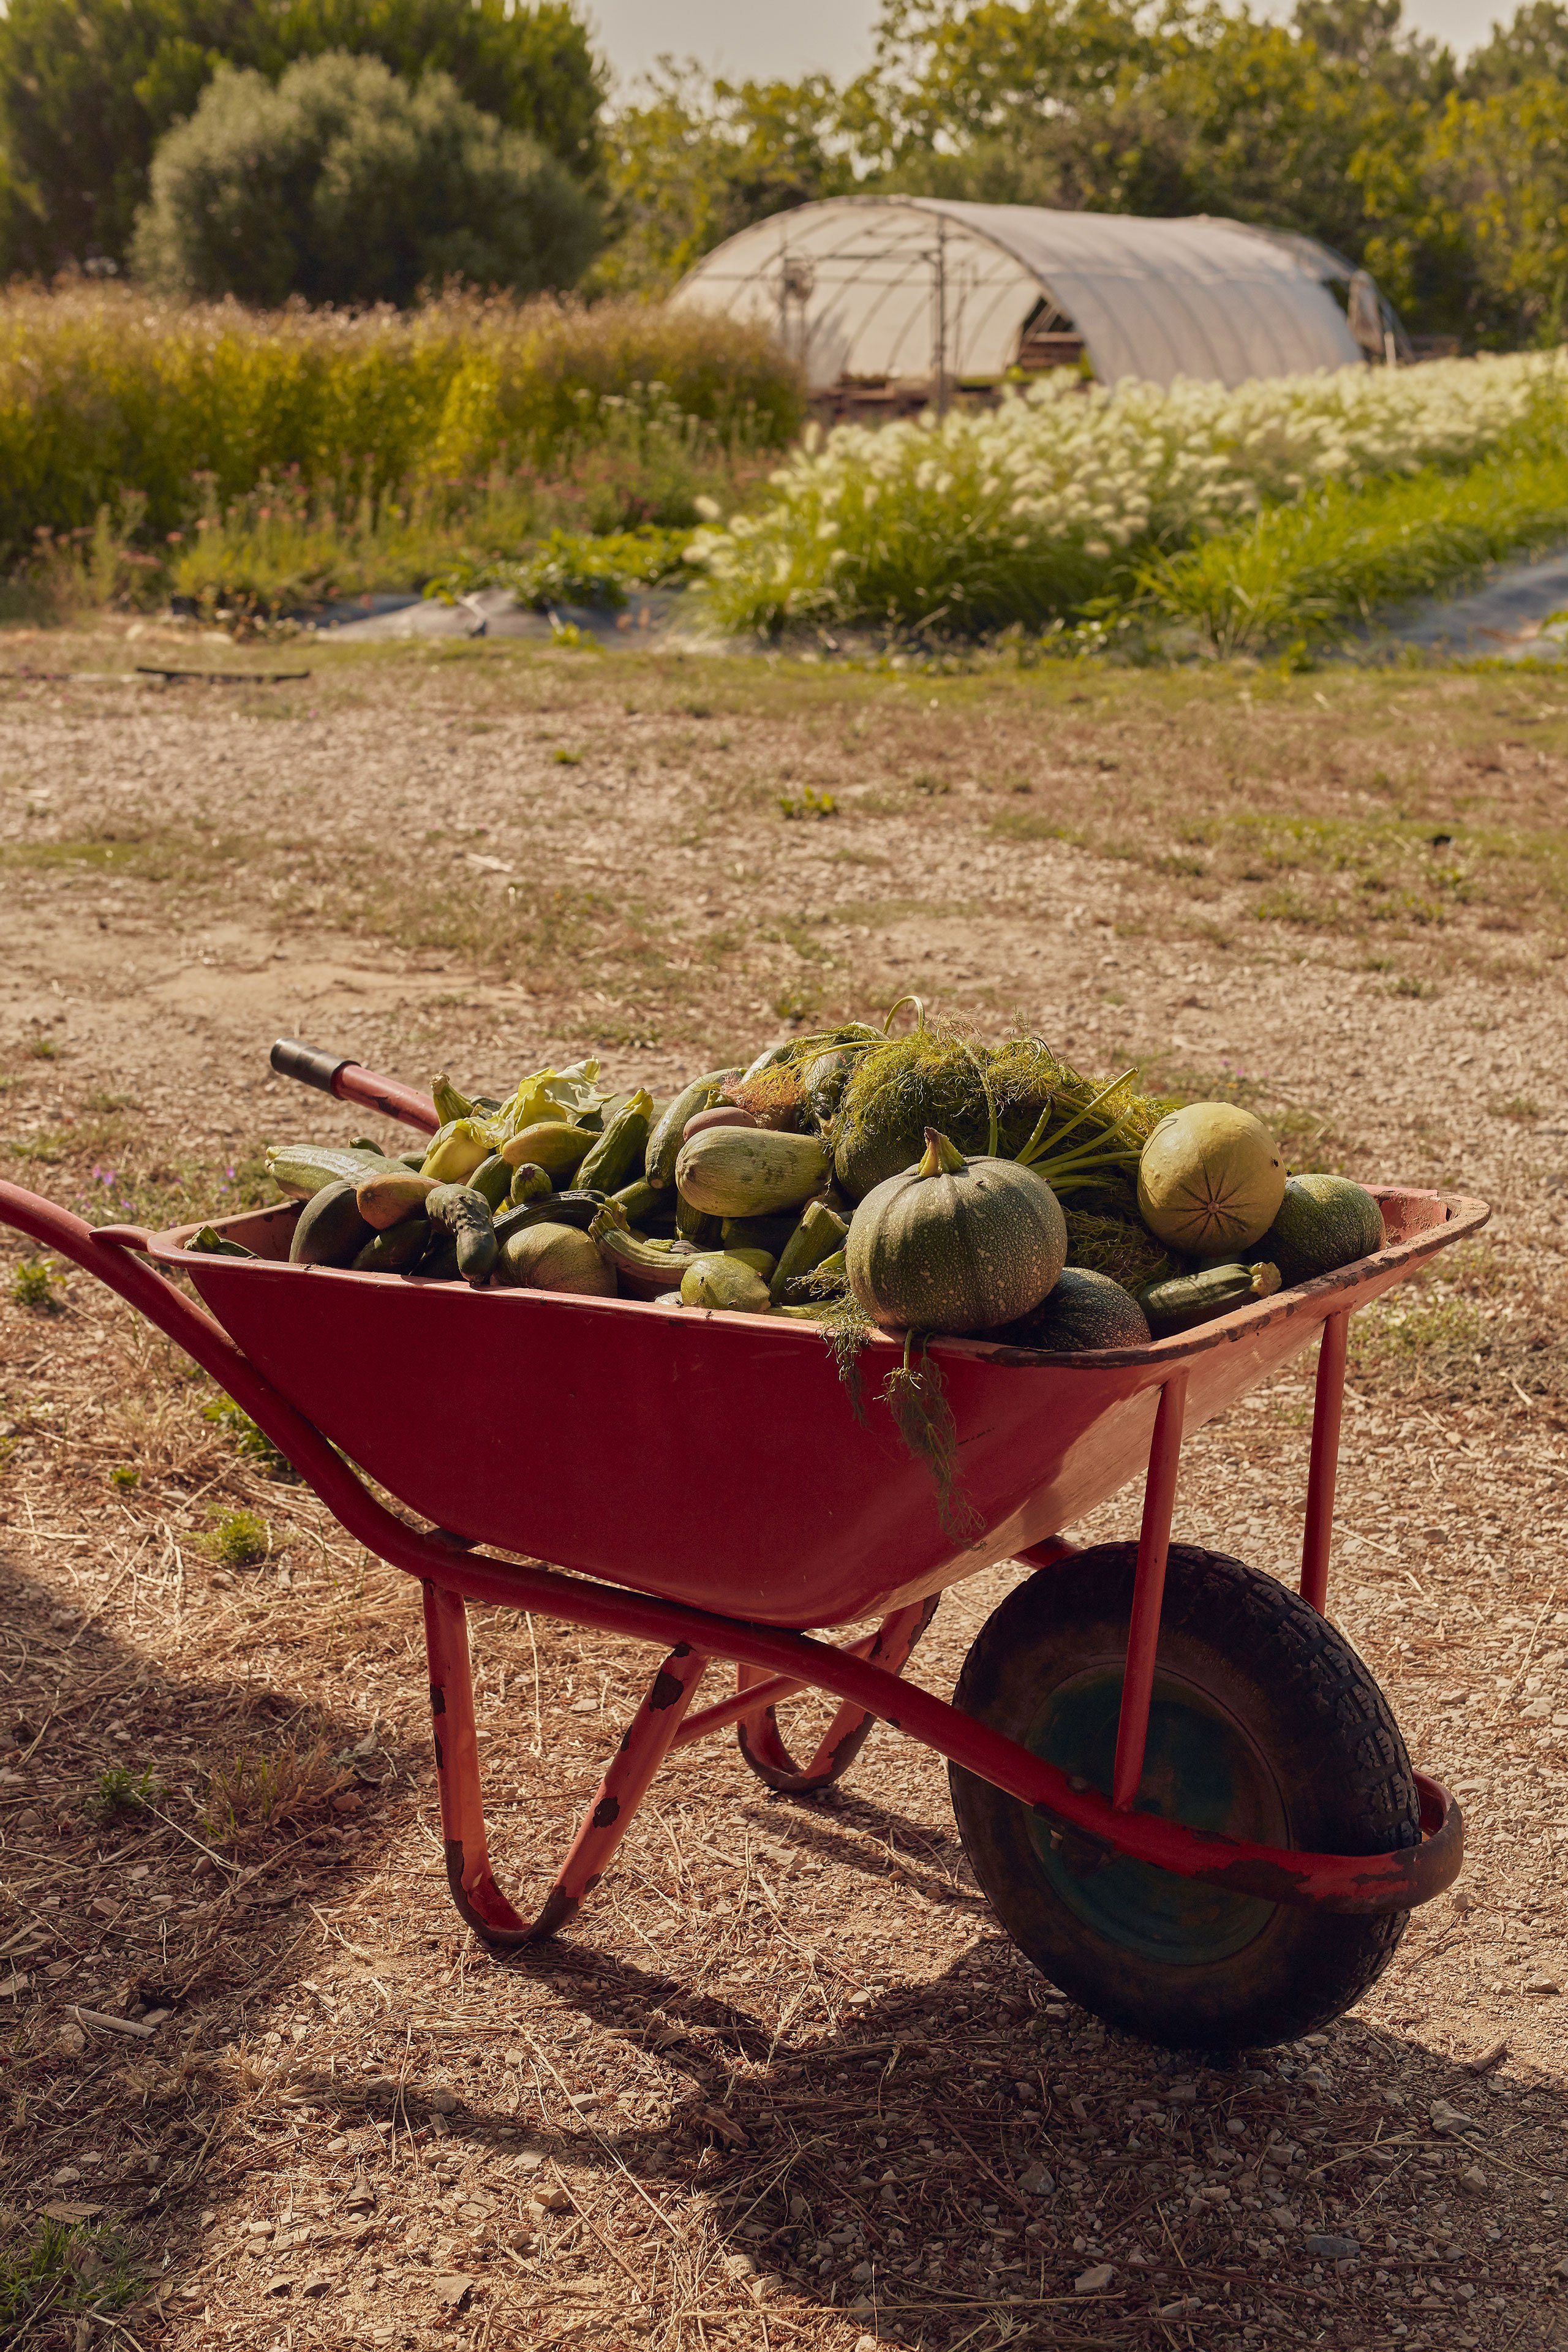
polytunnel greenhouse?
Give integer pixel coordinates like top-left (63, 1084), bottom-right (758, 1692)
top-left (673, 198), bottom-right (1404, 401)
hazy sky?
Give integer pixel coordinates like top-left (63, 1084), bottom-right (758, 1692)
top-left (586, 0), bottom-right (1512, 89)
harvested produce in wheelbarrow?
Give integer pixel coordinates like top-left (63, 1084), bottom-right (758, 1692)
top-left (251, 1011), bottom-right (1389, 1361)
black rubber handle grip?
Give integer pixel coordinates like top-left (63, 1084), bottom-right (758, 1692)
top-left (270, 1038), bottom-right (353, 1095)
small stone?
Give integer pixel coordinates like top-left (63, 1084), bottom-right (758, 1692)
top-left (432, 2274), bottom-right (472, 2310)
top-left (1460, 2168), bottom-right (1489, 2196)
top-left (1305, 2233), bottom-right (1360, 2260)
top-left (1017, 2163), bottom-right (1055, 2196)
top-left (1166, 2081), bottom-right (1199, 2106)
top-left (301, 2275), bottom-right (333, 2298)
top-left (426, 2089), bottom-right (458, 2114)
top-left (1158, 2297), bottom-right (1202, 2321)
top-left (54, 2025), bottom-right (87, 2055)
top-left (1074, 2262), bottom-right (1115, 2293)
top-left (848, 2260), bottom-right (873, 2283)
top-left (263, 2274), bottom-right (296, 2296)
top-left (331, 1792), bottom-right (362, 1814)
top-left (14, 1808), bottom-right (41, 1831)
top-left (1523, 1976), bottom-right (1561, 1996)
top-left (723, 2252), bottom-right (758, 2279)
top-left (51, 2167), bottom-right (81, 2187)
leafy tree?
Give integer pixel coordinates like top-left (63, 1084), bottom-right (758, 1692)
top-left (596, 62), bottom-right (854, 295)
top-left (0, 0), bottom-right (601, 276)
top-left (132, 50), bottom-right (599, 305)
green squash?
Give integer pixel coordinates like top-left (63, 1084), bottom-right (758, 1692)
top-left (1256, 1174), bottom-right (1384, 1289)
top-left (675, 1126), bottom-right (828, 1219)
top-left (1137, 1102), bottom-right (1285, 1257)
top-left (846, 1129), bottom-right (1067, 1335)
top-left (996, 1266), bottom-right (1151, 1351)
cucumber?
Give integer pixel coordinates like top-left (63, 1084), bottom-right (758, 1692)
top-left (768, 1199), bottom-right (848, 1304)
top-left (469, 1154), bottom-right (514, 1212)
top-left (266, 1142), bottom-right (394, 1199)
top-left (424, 1184), bottom-right (498, 1286)
top-left (290, 1180), bottom-right (375, 1267)
top-left (645, 1069), bottom-right (733, 1191)
top-left (1136, 1260), bottom-right (1281, 1338)
top-left (352, 1218), bottom-right (430, 1273)
top-left (611, 1177), bottom-right (662, 1223)
top-left (578, 1090), bottom-right (654, 1194)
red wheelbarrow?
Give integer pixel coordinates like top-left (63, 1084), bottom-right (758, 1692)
top-left (0, 1043), bottom-right (1488, 2049)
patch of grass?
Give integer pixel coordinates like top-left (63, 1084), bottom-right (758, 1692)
top-left (203, 1509), bottom-right (270, 1569)
top-left (203, 1740), bottom-right (350, 1846)
top-left (1491, 1095), bottom-right (1542, 1121)
top-left (1144, 443), bottom-right (1568, 656)
top-left (10, 1258), bottom-right (66, 1314)
top-left (109, 1464), bottom-right (140, 1491)
top-left (24, 1033), bottom-right (58, 1061)
top-left (0, 2217), bottom-right (140, 2335)
top-left (987, 808), bottom-right (1076, 845)
top-left (89, 1763), bottom-right (167, 1822)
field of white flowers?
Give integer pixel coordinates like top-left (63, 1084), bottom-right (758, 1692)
top-left (686, 352), bottom-right (1568, 645)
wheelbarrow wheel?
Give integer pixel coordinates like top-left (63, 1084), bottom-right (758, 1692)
top-left (949, 1543), bottom-right (1420, 2050)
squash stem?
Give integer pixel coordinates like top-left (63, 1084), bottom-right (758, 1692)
top-left (882, 993), bottom-right (927, 1036)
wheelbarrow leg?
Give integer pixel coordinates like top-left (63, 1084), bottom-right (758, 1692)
top-left (1300, 1309), bottom-right (1349, 1616)
top-left (422, 1581), bottom-right (708, 1948)
top-left (1110, 1371), bottom-right (1188, 1811)
top-left (728, 1594), bottom-right (940, 1795)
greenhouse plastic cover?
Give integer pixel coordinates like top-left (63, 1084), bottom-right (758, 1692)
top-left (673, 198), bottom-right (1364, 389)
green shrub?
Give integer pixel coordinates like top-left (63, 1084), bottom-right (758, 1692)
top-left (0, 285), bottom-right (801, 565)
top-left (134, 53), bottom-right (599, 309)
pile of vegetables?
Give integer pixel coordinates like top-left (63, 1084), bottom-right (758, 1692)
top-left (210, 1005), bottom-right (1386, 1362)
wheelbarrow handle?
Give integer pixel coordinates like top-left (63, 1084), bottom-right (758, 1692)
top-left (270, 1039), bottom-right (439, 1136)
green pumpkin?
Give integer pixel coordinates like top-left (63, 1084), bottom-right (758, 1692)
top-left (997, 1265), bottom-right (1151, 1351)
top-left (1256, 1174), bottom-right (1384, 1288)
top-left (846, 1129), bottom-right (1068, 1335)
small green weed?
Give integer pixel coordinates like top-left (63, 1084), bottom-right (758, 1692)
top-left (0, 2216), bottom-right (140, 2334)
top-left (203, 1740), bottom-right (349, 1845)
top-left (110, 1464), bottom-right (140, 1491)
top-left (204, 1509), bottom-right (270, 1569)
top-left (551, 746), bottom-right (584, 764)
top-left (90, 1764), bottom-right (165, 1822)
top-left (1491, 1095), bottom-right (1542, 1121)
top-left (202, 1398), bottom-right (298, 1482)
top-left (10, 1259), bottom-right (66, 1314)
top-left (779, 786), bottom-right (837, 820)
top-left (24, 1034), bottom-right (58, 1060)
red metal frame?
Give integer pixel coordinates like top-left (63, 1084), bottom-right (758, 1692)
top-left (1301, 1310), bottom-right (1349, 1613)
top-left (1111, 1371), bottom-right (1187, 1811)
top-left (0, 1094), bottom-right (1472, 1949)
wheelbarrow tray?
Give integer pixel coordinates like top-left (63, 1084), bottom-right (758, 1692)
top-left (149, 1183), bottom-right (1485, 1629)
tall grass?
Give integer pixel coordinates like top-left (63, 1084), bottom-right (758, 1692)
top-left (0, 284), bottom-right (802, 563)
top-left (1140, 446), bottom-right (1568, 652)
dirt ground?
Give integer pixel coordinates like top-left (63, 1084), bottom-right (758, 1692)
top-left (1, 622), bottom-right (1566, 2352)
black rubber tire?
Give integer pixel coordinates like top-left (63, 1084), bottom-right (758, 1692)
top-left (948, 1543), bottom-right (1420, 2050)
